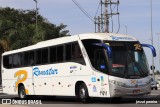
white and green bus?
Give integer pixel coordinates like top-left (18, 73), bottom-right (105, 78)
top-left (1, 33), bottom-right (156, 102)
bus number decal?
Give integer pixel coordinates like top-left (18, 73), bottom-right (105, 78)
top-left (14, 70), bottom-right (29, 94)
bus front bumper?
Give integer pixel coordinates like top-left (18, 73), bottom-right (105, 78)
top-left (109, 83), bottom-right (151, 97)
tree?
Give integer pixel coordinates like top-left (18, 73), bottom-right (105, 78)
top-left (0, 7), bottom-right (70, 51)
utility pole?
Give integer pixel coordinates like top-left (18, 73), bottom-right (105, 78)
top-left (94, 0), bottom-right (119, 33)
top-left (104, 0), bottom-right (109, 33)
top-left (150, 0), bottom-right (155, 79)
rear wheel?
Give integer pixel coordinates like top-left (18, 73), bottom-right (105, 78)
top-left (78, 83), bottom-right (90, 103)
top-left (18, 85), bottom-right (27, 99)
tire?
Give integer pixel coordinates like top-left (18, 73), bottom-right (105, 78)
top-left (155, 87), bottom-right (158, 90)
top-left (78, 83), bottom-right (90, 103)
top-left (18, 85), bottom-right (27, 99)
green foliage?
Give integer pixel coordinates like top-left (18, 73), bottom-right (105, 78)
top-left (0, 7), bottom-right (69, 51)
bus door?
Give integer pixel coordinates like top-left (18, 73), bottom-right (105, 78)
top-left (94, 49), bottom-right (108, 73)
top-left (94, 49), bottom-right (110, 96)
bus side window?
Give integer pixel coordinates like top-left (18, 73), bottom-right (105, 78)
top-left (42, 48), bottom-right (48, 64)
top-left (13, 53), bottom-right (22, 68)
top-left (57, 46), bottom-right (63, 62)
top-left (71, 42), bottom-right (85, 65)
top-left (3, 55), bottom-right (12, 68)
top-left (50, 47), bottom-right (56, 63)
top-left (23, 52), bottom-right (29, 66)
top-left (72, 43), bottom-right (81, 60)
top-left (35, 49), bottom-right (42, 65)
top-left (66, 44), bottom-right (72, 61)
top-left (29, 51), bottom-right (35, 66)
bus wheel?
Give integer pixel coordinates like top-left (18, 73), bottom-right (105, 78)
top-left (18, 85), bottom-right (26, 99)
top-left (79, 83), bottom-right (89, 103)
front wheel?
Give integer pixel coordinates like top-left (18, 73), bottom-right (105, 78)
top-left (79, 83), bottom-right (90, 103)
top-left (18, 85), bottom-right (27, 99)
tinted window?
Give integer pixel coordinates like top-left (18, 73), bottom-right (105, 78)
top-left (36, 49), bottom-right (42, 65)
top-left (29, 51), bottom-right (34, 66)
top-left (50, 47), bottom-right (56, 63)
top-left (64, 42), bottom-right (85, 65)
top-left (42, 48), bottom-right (48, 64)
top-left (23, 52), bottom-right (29, 66)
top-left (3, 55), bottom-right (12, 68)
top-left (66, 44), bottom-right (71, 61)
top-left (57, 46), bottom-right (63, 62)
top-left (13, 53), bottom-right (22, 67)
top-left (72, 43), bottom-right (82, 60)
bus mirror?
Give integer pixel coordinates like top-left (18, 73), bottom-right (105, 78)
top-left (141, 44), bottom-right (156, 57)
top-left (92, 43), bottom-right (112, 58)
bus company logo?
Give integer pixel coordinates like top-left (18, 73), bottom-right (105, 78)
top-left (33, 67), bottom-right (58, 76)
top-left (110, 36), bottom-right (134, 41)
top-left (14, 70), bottom-right (29, 94)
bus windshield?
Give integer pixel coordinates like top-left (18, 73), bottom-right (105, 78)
top-left (105, 41), bottom-right (149, 79)
top-left (82, 39), bottom-right (149, 79)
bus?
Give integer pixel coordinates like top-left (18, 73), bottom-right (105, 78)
top-left (1, 33), bottom-right (156, 103)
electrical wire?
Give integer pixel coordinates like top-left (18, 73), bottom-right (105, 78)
top-left (72, 0), bottom-right (94, 22)
top-left (95, 1), bottom-right (101, 17)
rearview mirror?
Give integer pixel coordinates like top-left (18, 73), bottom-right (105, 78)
top-left (141, 44), bottom-right (156, 57)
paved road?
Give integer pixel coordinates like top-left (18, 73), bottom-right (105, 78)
top-left (0, 89), bottom-right (159, 107)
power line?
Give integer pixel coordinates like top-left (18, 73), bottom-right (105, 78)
top-left (95, 1), bottom-right (101, 17)
top-left (72, 0), bottom-right (94, 22)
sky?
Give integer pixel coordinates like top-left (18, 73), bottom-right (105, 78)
top-left (0, 0), bottom-right (160, 72)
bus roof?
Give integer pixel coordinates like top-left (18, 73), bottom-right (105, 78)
top-left (2, 33), bottom-right (137, 55)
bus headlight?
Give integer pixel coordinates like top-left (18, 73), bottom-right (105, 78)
top-left (109, 80), bottom-right (126, 87)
